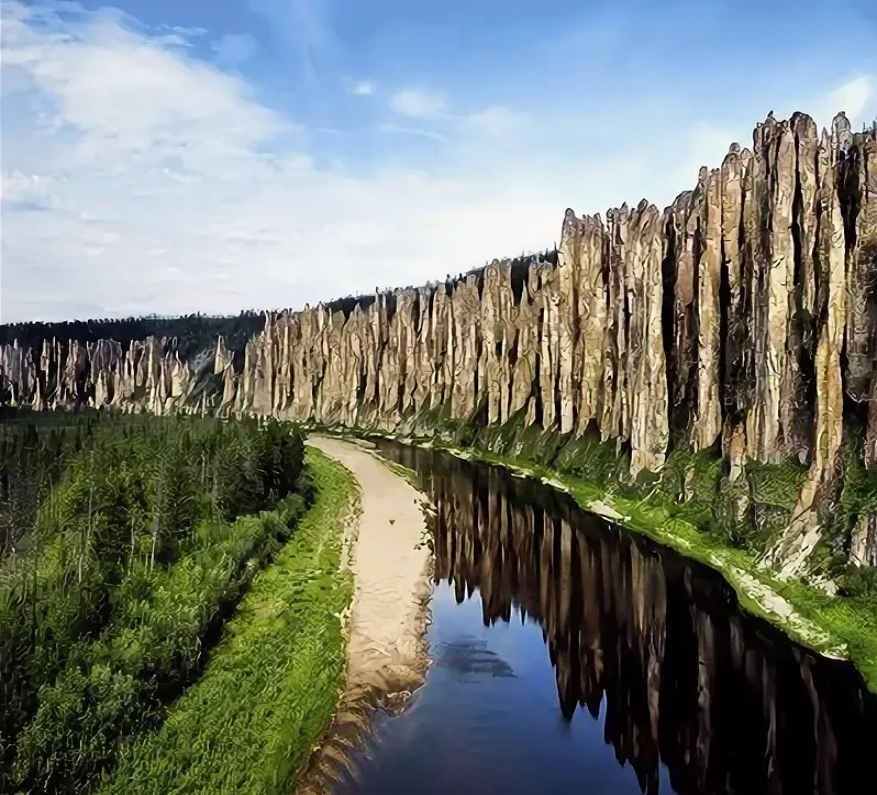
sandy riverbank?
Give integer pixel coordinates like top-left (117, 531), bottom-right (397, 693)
top-left (298, 436), bottom-right (433, 792)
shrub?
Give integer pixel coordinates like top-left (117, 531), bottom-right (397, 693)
top-left (0, 413), bottom-right (308, 792)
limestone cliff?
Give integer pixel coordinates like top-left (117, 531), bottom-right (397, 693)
top-left (1, 111), bottom-right (876, 573)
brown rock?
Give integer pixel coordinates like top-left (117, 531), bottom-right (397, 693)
top-left (2, 108), bottom-right (875, 576)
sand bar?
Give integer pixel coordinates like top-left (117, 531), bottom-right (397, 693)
top-left (299, 436), bottom-right (432, 790)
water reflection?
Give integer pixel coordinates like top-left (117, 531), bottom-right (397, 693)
top-left (433, 638), bottom-right (518, 679)
top-left (357, 440), bottom-right (877, 795)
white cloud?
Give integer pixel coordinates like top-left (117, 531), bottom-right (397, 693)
top-left (675, 76), bottom-right (877, 189)
top-left (171, 25), bottom-right (209, 38)
top-left (389, 87), bottom-right (447, 119)
top-left (1, 1), bottom-right (875, 325)
top-left (464, 105), bottom-right (529, 137)
top-left (0, 2), bottom-right (557, 322)
top-left (350, 80), bottom-right (374, 96)
top-left (810, 75), bottom-right (874, 131)
top-left (1, 6), bottom-right (285, 163)
top-left (212, 33), bottom-right (258, 65)
top-left (378, 122), bottom-right (448, 143)
top-left (1, 172), bottom-right (60, 209)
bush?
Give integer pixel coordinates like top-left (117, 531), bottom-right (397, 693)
top-left (0, 413), bottom-right (308, 793)
top-left (11, 495), bottom-right (308, 794)
top-left (98, 450), bottom-right (354, 795)
top-left (838, 566), bottom-right (877, 601)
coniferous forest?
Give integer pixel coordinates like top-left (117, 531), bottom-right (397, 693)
top-left (0, 409), bottom-right (354, 795)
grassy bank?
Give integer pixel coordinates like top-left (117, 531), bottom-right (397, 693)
top-left (461, 446), bottom-right (877, 690)
top-left (305, 409), bottom-right (877, 694)
top-left (1, 414), bottom-right (309, 793)
top-left (98, 447), bottom-right (358, 795)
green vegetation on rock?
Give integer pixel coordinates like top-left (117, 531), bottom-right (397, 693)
top-left (305, 401), bottom-right (877, 693)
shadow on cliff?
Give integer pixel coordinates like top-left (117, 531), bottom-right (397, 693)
top-left (376, 439), bottom-right (877, 795)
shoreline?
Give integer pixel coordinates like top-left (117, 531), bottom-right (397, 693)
top-left (306, 423), bottom-right (877, 694)
top-left (95, 446), bottom-right (360, 795)
top-left (298, 436), bottom-right (434, 792)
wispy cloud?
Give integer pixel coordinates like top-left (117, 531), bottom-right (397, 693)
top-left (464, 105), bottom-right (529, 137)
top-left (246, 0), bottom-right (335, 80)
top-left (378, 122), bottom-right (448, 143)
top-left (1, 172), bottom-right (60, 211)
top-left (389, 87), bottom-right (447, 119)
top-left (350, 79), bottom-right (374, 96)
top-left (811, 75), bottom-right (873, 130)
top-left (212, 33), bottom-right (258, 66)
top-left (1, 0), bottom-right (876, 324)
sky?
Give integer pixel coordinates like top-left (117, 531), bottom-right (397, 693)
top-left (2, 0), bottom-right (877, 323)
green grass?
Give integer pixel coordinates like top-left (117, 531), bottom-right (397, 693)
top-left (768, 578), bottom-right (877, 688)
top-left (382, 458), bottom-right (424, 492)
top-left (9, 493), bottom-right (310, 794)
top-left (301, 413), bottom-right (877, 694)
top-left (97, 447), bottom-right (359, 795)
top-left (464, 447), bottom-right (877, 692)
top-left (1, 415), bottom-right (308, 793)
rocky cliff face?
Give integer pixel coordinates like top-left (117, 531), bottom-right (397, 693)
top-left (1, 111), bottom-right (876, 573)
top-left (394, 441), bottom-right (877, 795)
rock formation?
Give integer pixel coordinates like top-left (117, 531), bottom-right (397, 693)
top-left (1, 111), bottom-right (876, 574)
top-left (394, 441), bottom-right (877, 795)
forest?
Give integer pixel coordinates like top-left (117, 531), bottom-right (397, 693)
top-left (0, 409), bottom-right (354, 795)
top-left (0, 311), bottom-right (265, 357)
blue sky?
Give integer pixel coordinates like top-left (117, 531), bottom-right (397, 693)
top-left (2, 0), bottom-right (877, 322)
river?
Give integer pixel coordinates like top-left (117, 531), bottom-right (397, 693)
top-left (328, 440), bottom-right (877, 795)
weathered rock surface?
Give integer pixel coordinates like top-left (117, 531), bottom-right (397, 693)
top-left (401, 442), bottom-right (877, 795)
top-left (1, 111), bottom-right (876, 573)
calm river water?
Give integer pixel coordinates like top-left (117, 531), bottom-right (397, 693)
top-left (330, 440), bottom-right (877, 795)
